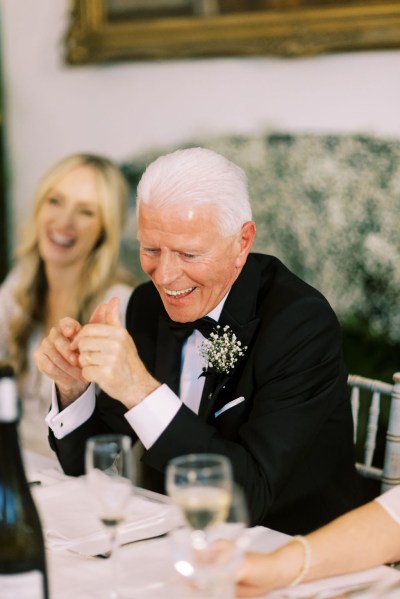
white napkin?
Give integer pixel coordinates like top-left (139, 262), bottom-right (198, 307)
top-left (32, 476), bottom-right (181, 556)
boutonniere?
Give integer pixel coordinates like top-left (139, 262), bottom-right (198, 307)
top-left (199, 325), bottom-right (247, 375)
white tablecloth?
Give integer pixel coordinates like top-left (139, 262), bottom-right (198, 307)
top-left (23, 451), bottom-right (400, 599)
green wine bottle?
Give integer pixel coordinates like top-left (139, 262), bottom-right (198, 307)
top-left (0, 364), bottom-right (49, 598)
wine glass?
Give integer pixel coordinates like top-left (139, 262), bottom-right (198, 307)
top-left (85, 434), bottom-right (133, 599)
top-left (167, 454), bottom-right (249, 598)
top-left (166, 453), bottom-right (233, 534)
top-left (169, 483), bottom-right (250, 598)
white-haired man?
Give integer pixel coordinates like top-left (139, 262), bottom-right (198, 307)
top-left (36, 147), bottom-right (360, 535)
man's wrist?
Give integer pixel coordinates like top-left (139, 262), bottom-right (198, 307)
top-left (56, 383), bottom-right (88, 409)
top-left (122, 375), bottom-right (161, 410)
top-left (124, 384), bottom-right (181, 449)
top-left (47, 383), bottom-right (96, 439)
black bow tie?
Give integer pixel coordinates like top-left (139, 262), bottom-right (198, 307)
top-left (163, 314), bottom-right (218, 341)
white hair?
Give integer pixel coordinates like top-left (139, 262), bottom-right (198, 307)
top-left (136, 147), bottom-right (252, 236)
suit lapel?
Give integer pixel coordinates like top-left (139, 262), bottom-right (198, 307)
top-left (199, 372), bottom-right (230, 420)
top-left (198, 257), bottom-right (261, 420)
top-left (154, 313), bottom-right (182, 395)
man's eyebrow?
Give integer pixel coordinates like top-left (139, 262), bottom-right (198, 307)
top-left (137, 237), bottom-right (156, 246)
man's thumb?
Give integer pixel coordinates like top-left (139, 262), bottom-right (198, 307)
top-left (89, 302), bottom-right (107, 324)
top-left (105, 297), bottom-right (121, 326)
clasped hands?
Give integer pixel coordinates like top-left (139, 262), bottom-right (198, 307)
top-left (34, 297), bottom-right (159, 410)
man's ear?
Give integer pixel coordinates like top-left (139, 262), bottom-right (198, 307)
top-left (235, 221), bottom-right (256, 267)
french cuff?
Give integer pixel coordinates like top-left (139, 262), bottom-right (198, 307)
top-left (45, 383), bottom-right (96, 439)
top-left (124, 383), bottom-right (181, 450)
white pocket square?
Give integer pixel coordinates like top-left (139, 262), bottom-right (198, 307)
top-left (214, 396), bottom-right (245, 419)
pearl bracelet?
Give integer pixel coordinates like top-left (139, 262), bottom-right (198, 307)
top-left (288, 535), bottom-right (312, 587)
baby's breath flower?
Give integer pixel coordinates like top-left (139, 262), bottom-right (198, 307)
top-left (199, 325), bottom-right (247, 375)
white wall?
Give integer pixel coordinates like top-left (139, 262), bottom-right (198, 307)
top-left (2, 0), bottom-right (400, 247)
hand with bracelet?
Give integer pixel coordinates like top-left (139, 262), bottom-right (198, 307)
top-left (236, 489), bottom-right (400, 596)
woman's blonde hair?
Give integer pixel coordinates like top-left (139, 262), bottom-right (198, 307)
top-left (9, 153), bottom-right (134, 376)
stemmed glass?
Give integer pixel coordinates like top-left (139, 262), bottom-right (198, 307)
top-left (85, 434), bottom-right (133, 599)
top-left (166, 453), bottom-right (233, 535)
top-left (167, 453), bottom-right (249, 598)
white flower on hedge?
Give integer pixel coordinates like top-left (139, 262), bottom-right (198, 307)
top-left (199, 325), bottom-right (247, 375)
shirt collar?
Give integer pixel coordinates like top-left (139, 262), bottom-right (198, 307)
top-left (207, 290), bottom-right (230, 322)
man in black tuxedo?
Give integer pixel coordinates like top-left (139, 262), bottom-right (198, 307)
top-left (36, 147), bottom-right (359, 535)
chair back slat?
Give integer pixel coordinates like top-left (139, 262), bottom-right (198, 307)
top-left (382, 374), bottom-right (400, 491)
top-left (350, 386), bottom-right (360, 445)
top-left (348, 373), bottom-right (400, 493)
top-left (364, 390), bottom-right (380, 467)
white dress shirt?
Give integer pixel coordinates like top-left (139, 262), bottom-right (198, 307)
top-left (46, 296), bottom-right (227, 449)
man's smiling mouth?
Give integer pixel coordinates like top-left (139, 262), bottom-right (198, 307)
top-left (163, 287), bottom-right (195, 297)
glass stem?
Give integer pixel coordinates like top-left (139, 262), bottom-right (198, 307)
top-left (108, 525), bottom-right (119, 599)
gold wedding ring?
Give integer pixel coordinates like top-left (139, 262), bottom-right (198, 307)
top-left (85, 352), bottom-right (94, 366)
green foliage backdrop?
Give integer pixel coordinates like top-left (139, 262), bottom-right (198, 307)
top-left (120, 132), bottom-right (400, 382)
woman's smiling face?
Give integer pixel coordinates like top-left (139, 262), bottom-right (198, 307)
top-left (138, 203), bottom-right (255, 322)
top-left (37, 165), bottom-right (103, 270)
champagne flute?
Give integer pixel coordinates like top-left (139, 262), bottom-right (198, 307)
top-left (167, 453), bottom-right (246, 598)
top-left (166, 453), bottom-right (233, 534)
top-left (169, 482), bottom-right (250, 599)
top-left (85, 434), bottom-right (133, 599)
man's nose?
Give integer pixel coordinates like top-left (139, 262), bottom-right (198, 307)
top-left (154, 252), bottom-right (181, 285)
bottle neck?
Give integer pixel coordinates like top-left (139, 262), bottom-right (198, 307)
top-left (0, 420), bottom-right (25, 466)
top-left (0, 376), bottom-right (19, 422)
top-left (0, 373), bottom-right (27, 481)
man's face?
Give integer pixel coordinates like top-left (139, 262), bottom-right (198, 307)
top-left (138, 203), bottom-right (255, 322)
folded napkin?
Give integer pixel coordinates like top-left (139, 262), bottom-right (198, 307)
top-left (32, 476), bottom-right (181, 556)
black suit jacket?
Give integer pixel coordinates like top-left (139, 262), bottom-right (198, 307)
top-left (50, 254), bottom-right (360, 535)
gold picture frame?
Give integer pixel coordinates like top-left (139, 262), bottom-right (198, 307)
top-left (65, 0), bottom-right (400, 65)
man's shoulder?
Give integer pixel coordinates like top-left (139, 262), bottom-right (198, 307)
top-left (249, 253), bottom-right (325, 298)
top-left (248, 254), bottom-right (342, 353)
top-left (248, 253), bottom-right (334, 317)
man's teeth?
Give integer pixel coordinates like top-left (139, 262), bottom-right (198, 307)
top-left (164, 287), bottom-right (194, 297)
top-left (50, 232), bottom-right (75, 247)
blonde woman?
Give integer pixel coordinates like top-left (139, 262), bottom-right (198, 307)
top-left (0, 153), bottom-right (135, 457)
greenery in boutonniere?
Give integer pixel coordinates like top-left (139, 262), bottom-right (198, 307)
top-left (199, 325), bottom-right (247, 375)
